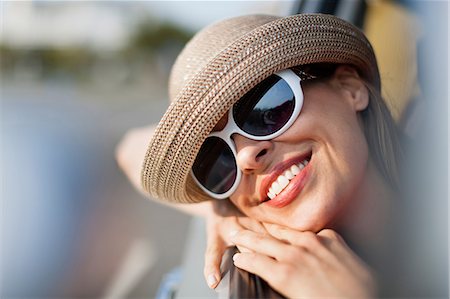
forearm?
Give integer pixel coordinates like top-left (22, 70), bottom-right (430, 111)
top-left (116, 124), bottom-right (216, 218)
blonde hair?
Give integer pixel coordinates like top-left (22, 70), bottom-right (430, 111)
top-left (293, 63), bottom-right (404, 191)
top-left (361, 83), bottom-right (404, 191)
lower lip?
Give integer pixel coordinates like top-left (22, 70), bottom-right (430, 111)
top-left (264, 162), bottom-right (311, 208)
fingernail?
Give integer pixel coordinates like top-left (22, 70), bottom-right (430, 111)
top-left (232, 253), bottom-right (241, 262)
top-left (207, 274), bottom-right (217, 288)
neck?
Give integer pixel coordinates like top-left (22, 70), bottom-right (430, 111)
top-left (334, 160), bottom-right (394, 265)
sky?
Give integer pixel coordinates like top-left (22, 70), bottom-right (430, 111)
top-left (146, 1), bottom-right (296, 30)
top-left (0, 1), bottom-right (297, 50)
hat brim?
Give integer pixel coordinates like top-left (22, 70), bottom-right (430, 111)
top-left (142, 13), bottom-right (380, 204)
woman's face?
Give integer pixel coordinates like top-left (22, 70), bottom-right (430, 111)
top-left (228, 66), bottom-right (370, 232)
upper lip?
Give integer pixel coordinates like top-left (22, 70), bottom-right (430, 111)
top-left (259, 151), bottom-right (312, 202)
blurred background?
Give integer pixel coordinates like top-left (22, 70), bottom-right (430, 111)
top-left (0, 2), bottom-right (294, 298)
top-left (1, 1), bottom-right (448, 298)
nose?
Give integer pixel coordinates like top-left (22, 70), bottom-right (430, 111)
top-left (233, 134), bottom-right (273, 175)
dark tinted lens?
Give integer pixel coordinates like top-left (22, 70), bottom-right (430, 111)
top-left (233, 75), bottom-right (295, 136)
top-left (192, 137), bottom-right (237, 194)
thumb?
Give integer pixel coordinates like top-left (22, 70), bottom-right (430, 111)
top-left (204, 234), bottom-right (226, 289)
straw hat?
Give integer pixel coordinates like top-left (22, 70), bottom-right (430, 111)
top-left (141, 13), bottom-right (380, 204)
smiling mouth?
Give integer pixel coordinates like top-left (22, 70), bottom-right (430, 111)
top-left (262, 152), bottom-right (312, 203)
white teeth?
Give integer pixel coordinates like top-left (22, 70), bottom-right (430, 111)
top-left (291, 164), bottom-right (300, 175)
top-left (271, 181), bottom-right (282, 194)
top-left (266, 159), bottom-right (310, 199)
top-left (277, 175), bottom-right (289, 189)
top-left (284, 169), bottom-right (294, 180)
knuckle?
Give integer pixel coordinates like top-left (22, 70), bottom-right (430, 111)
top-left (299, 231), bottom-right (321, 249)
top-left (261, 231), bottom-right (271, 238)
top-left (239, 230), bottom-right (260, 244)
top-left (302, 231), bottom-right (318, 241)
top-left (253, 233), bottom-right (264, 243)
top-left (319, 228), bottom-right (341, 240)
top-left (284, 247), bottom-right (303, 261)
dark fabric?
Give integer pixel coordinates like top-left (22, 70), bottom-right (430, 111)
top-left (224, 247), bottom-right (285, 299)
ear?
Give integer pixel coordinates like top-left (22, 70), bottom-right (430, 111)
top-left (332, 65), bottom-right (369, 112)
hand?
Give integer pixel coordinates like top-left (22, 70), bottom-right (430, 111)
top-left (230, 224), bottom-right (376, 298)
top-left (115, 125), bottom-right (156, 193)
top-left (203, 200), bottom-right (268, 289)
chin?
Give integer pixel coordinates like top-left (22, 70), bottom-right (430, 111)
top-left (281, 193), bottom-right (342, 233)
top-left (285, 214), bottom-right (329, 233)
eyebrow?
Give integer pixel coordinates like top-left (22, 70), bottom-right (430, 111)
top-left (212, 112), bottom-right (228, 132)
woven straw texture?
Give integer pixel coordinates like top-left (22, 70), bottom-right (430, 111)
top-left (142, 13), bottom-right (380, 204)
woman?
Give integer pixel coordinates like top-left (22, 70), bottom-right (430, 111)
top-left (117, 14), bottom-right (403, 297)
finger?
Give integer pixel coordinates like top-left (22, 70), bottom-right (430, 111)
top-left (203, 215), bottom-right (249, 288)
top-left (235, 244), bottom-right (252, 253)
top-left (317, 229), bottom-right (367, 269)
top-left (232, 252), bottom-right (291, 296)
top-left (263, 223), bottom-right (298, 243)
top-left (237, 217), bottom-right (269, 235)
top-left (316, 229), bottom-right (350, 254)
top-left (204, 235), bottom-right (226, 289)
top-left (216, 216), bottom-right (245, 246)
top-left (231, 217), bottom-right (269, 252)
top-left (230, 229), bottom-right (299, 262)
top-left (264, 223), bottom-right (323, 249)
top-left (264, 223), bottom-right (336, 262)
top-left (317, 228), bottom-right (344, 241)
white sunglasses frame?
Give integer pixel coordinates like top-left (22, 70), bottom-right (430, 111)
top-left (191, 69), bottom-right (305, 199)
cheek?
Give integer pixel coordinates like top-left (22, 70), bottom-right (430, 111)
top-left (335, 116), bottom-right (369, 178)
top-left (229, 192), bottom-right (269, 221)
top-left (317, 108), bottom-right (368, 174)
top-left (316, 118), bottom-right (370, 214)
top-left (334, 141), bottom-right (368, 206)
top-left (296, 108), bottom-right (370, 227)
top-left (302, 90), bottom-right (369, 178)
top-left (228, 195), bottom-right (254, 218)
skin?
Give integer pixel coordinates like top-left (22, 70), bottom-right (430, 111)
top-left (204, 66), bottom-right (393, 297)
top-left (231, 225), bottom-right (376, 298)
top-left (116, 66), bottom-right (393, 298)
top-left (229, 65), bottom-right (371, 232)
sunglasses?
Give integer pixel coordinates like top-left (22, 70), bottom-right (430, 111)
top-left (192, 69), bottom-right (316, 199)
